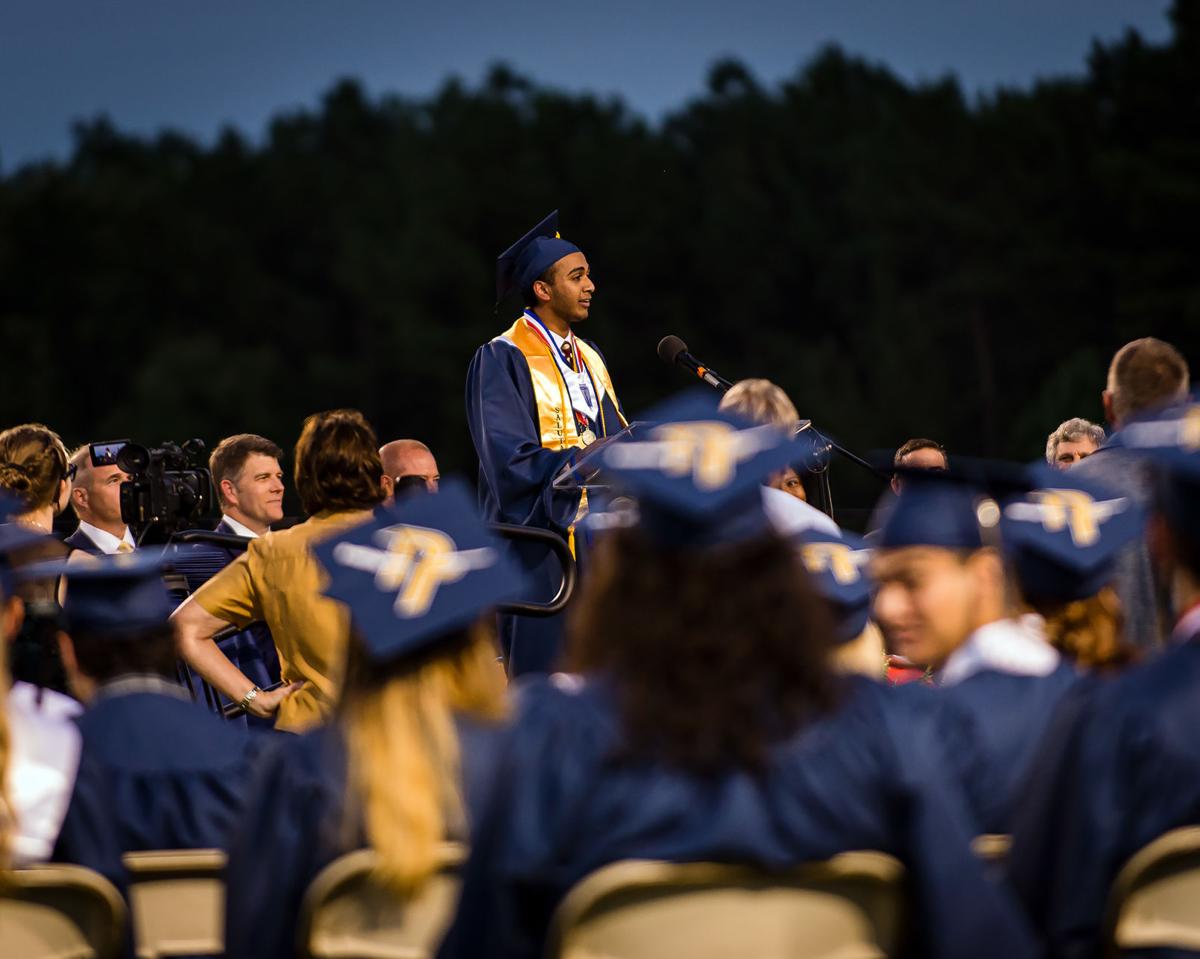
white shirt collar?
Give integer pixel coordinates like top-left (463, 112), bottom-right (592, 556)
top-left (220, 514), bottom-right (262, 539)
top-left (76, 521), bottom-right (135, 554)
top-left (939, 614), bottom-right (1060, 687)
top-left (1172, 604), bottom-right (1200, 645)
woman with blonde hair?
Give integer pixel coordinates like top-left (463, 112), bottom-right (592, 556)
top-left (0, 424), bottom-right (71, 533)
top-left (223, 481), bottom-right (523, 959)
top-left (0, 427), bottom-right (73, 691)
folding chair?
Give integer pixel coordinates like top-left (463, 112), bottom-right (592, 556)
top-left (547, 852), bottom-right (907, 959)
top-left (1104, 825), bottom-right (1200, 958)
top-left (297, 843), bottom-right (466, 959)
top-left (121, 849), bottom-right (227, 959)
top-left (0, 862), bottom-right (126, 959)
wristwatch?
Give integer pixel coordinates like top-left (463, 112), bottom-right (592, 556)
top-left (239, 685), bottom-right (262, 712)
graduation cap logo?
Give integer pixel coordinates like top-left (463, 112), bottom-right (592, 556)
top-left (332, 523), bottom-right (498, 619)
top-left (799, 540), bottom-right (871, 585)
top-left (1004, 488), bottom-right (1129, 548)
top-left (605, 420), bottom-right (782, 491)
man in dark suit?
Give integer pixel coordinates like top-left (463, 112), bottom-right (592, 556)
top-left (202, 434), bottom-right (287, 720)
top-left (64, 444), bottom-right (134, 555)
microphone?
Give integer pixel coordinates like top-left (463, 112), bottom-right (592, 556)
top-left (656, 335), bottom-right (734, 392)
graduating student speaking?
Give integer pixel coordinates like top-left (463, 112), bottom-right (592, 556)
top-left (465, 211), bottom-right (626, 676)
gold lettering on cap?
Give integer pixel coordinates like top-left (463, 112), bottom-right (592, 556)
top-left (332, 525), bottom-right (497, 618)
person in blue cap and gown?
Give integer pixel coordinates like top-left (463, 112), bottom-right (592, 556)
top-left (47, 552), bottom-right (259, 898)
top-left (0, 512), bottom-right (81, 866)
top-left (466, 211), bottom-right (626, 676)
top-left (1009, 400), bottom-right (1200, 959)
top-left (224, 479), bottom-right (525, 959)
top-left (438, 392), bottom-right (1039, 959)
top-left (868, 465), bottom-right (1082, 835)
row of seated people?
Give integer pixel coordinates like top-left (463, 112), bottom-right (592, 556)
top-left (3, 392), bottom-right (1200, 959)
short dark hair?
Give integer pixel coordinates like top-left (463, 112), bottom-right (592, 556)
top-left (293, 410), bottom-right (384, 515)
top-left (566, 528), bottom-right (840, 774)
top-left (893, 437), bottom-right (947, 469)
top-left (209, 434), bottom-right (284, 506)
top-left (1108, 338), bottom-right (1190, 423)
top-left (521, 263), bottom-right (560, 309)
top-left (67, 624), bottom-right (178, 684)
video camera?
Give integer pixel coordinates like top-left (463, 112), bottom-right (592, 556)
top-left (90, 439), bottom-right (215, 541)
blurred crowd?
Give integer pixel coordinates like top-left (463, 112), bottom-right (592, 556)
top-left (0, 334), bottom-right (1196, 959)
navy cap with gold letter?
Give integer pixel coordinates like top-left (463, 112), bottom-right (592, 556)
top-left (495, 210), bottom-right (582, 302)
top-left (1000, 464), bottom-right (1145, 604)
top-left (598, 390), bottom-right (819, 547)
top-left (56, 551), bottom-right (175, 635)
top-left (795, 529), bottom-right (873, 643)
top-left (312, 478), bottom-right (527, 663)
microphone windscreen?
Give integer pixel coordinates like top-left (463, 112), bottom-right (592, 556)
top-left (657, 334), bottom-right (688, 366)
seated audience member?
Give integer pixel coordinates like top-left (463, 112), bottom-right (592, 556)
top-left (379, 438), bottom-right (441, 505)
top-left (50, 553), bottom-right (256, 893)
top-left (1045, 417), bottom-right (1105, 470)
top-left (719, 378), bottom-right (837, 534)
top-left (204, 434), bottom-right (286, 711)
top-left (438, 394), bottom-right (1038, 959)
top-left (890, 437), bottom-right (948, 495)
top-left (0, 424), bottom-right (71, 537)
top-left (1072, 336), bottom-right (1190, 649)
top-left (64, 444), bottom-right (134, 555)
top-left (870, 467), bottom-right (1077, 834)
top-left (210, 433), bottom-right (286, 538)
top-left (0, 517), bottom-right (81, 866)
top-left (225, 480), bottom-right (517, 959)
top-left (172, 410), bottom-right (386, 731)
top-left (1002, 467), bottom-right (1143, 671)
top-left (1009, 400), bottom-right (1200, 959)
top-left (0, 426), bottom-right (73, 689)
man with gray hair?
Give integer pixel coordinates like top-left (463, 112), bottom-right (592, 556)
top-left (1045, 417), bottom-right (1105, 469)
top-left (1072, 337), bottom-right (1191, 649)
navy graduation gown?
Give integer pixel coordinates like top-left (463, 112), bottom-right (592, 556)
top-left (51, 684), bottom-right (261, 895)
top-left (465, 337), bottom-right (623, 676)
top-left (437, 675), bottom-right (1040, 959)
top-left (937, 664), bottom-right (1080, 834)
top-left (225, 717), bottom-right (506, 959)
top-left (1008, 633), bottom-right (1200, 959)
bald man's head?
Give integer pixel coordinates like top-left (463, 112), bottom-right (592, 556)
top-left (379, 439), bottom-right (440, 504)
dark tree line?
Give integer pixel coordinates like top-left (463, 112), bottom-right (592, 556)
top-left (2, 2), bottom-right (1197, 517)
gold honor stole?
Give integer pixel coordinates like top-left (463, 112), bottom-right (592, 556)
top-left (496, 317), bottom-right (628, 548)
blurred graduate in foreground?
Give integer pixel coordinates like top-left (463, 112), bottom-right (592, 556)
top-left (438, 392), bottom-right (1039, 959)
top-left (224, 480), bottom-right (523, 959)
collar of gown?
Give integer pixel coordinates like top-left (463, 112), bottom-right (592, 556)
top-left (938, 614), bottom-right (1059, 687)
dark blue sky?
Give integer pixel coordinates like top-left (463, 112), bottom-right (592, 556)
top-left (1, 0), bottom-right (1174, 171)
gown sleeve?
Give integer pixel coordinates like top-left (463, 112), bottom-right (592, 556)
top-left (465, 340), bottom-right (580, 531)
top-left (224, 730), bottom-right (347, 959)
top-left (874, 684), bottom-right (1043, 959)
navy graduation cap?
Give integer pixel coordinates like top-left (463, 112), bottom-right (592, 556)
top-left (58, 551), bottom-right (175, 635)
top-left (495, 210), bottom-right (582, 302)
top-left (1000, 464), bottom-right (1144, 604)
top-left (599, 390), bottom-right (819, 547)
top-left (795, 529), bottom-right (873, 643)
top-left (313, 478), bottom-right (527, 663)
top-left (1107, 399), bottom-right (1200, 533)
top-left (875, 474), bottom-right (998, 552)
top-left (0, 520), bottom-right (50, 598)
